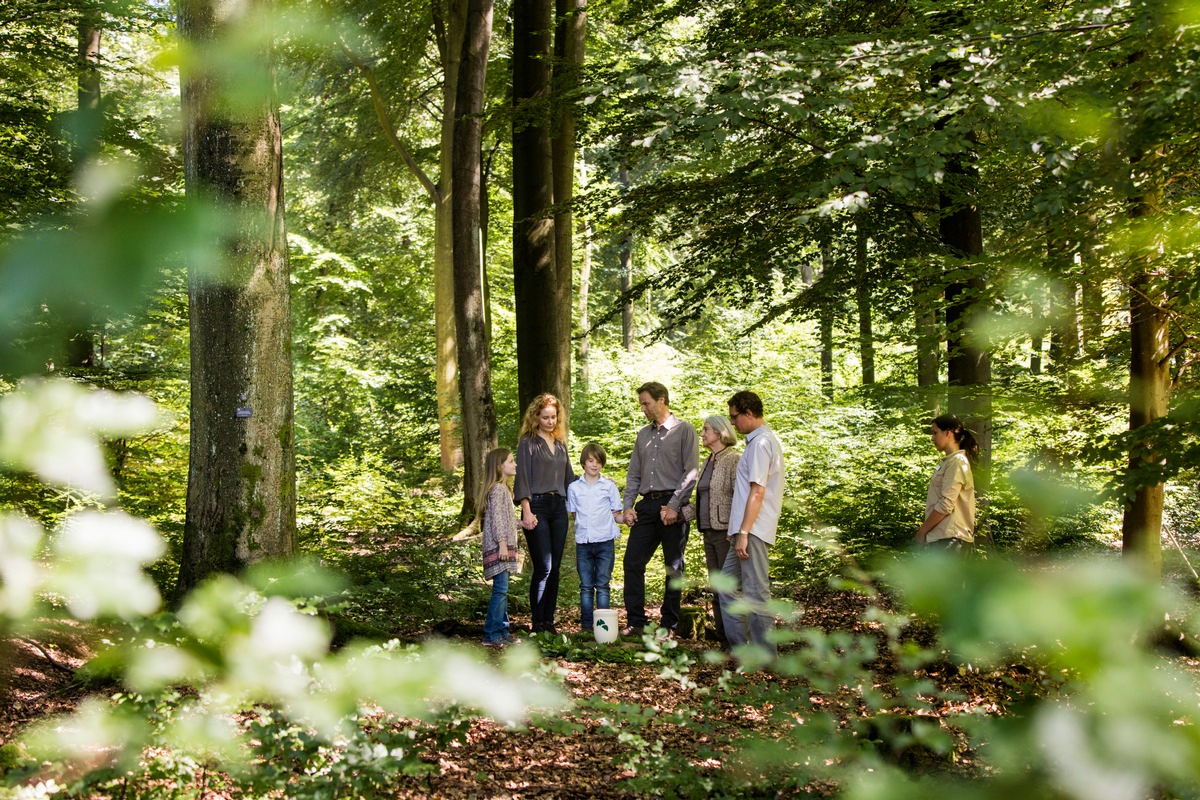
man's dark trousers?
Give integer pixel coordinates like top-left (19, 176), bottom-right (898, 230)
top-left (623, 494), bottom-right (688, 630)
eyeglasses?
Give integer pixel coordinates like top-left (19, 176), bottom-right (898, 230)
top-left (729, 410), bottom-right (744, 422)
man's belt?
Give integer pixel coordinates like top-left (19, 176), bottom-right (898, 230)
top-left (642, 490), bottom-right (673, 500)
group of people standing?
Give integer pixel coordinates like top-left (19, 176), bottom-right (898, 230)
top-left (476, 382), bottom-right (785, 655)
top-left (476, 383), bottom-right (979, 657)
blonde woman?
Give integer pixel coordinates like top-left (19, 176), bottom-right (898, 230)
top-left (513, 394), bottom-right (575, 634)
top-left (682, 415), bottom-right (740, 647)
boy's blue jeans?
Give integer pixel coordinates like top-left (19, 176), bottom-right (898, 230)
top-left (576, 539), bottom-right (616, 629)
top-left (483, 570), bottom-right (510, 643)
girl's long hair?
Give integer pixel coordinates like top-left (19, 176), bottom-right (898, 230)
top-left (518, 393), bottom-right (567, 443)
top-left (474, 447), bottom-right (513, 527)
top-left (931, 413), bottom-right (980, 463)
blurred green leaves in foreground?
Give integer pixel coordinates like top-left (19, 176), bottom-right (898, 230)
top-left (850, 554), bottom-right (1200, 800)
top-left (0, 379), bottom-right (565, 796)
top-left (0, 185), bottom-right (231, 376)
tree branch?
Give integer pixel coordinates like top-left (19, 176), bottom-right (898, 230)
top-left (15, 636), bottom-right (76, 675)
top-left (339, 39), bottom-right (441, 205)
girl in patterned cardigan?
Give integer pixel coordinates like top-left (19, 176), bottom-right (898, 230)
top-left (477, 448), bottom-right (520, 646)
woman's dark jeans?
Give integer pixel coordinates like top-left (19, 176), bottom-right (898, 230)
top-left (525, 493), bottom-right (568, 631)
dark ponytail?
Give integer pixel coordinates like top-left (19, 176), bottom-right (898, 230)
top-left (932, 413), bottom-right (979, 462)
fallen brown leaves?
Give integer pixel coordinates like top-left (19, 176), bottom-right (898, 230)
top-left (0, 587), bottom-right (1068, 799)
top-left (0, 619), bottom-right (97, 744)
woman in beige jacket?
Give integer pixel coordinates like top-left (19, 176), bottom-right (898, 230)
top-left (682, 415), bottom-right (740, 647)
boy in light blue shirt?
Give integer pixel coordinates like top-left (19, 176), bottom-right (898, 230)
top-left (567, 442), bottom-right (623, 631)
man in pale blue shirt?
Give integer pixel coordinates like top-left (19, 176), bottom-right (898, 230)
top-left (721, 390), bottom-right (784, 659)
top-left (568, 442), bottom-right (623, 631)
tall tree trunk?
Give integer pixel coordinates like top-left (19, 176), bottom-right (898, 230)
top-left (941, 184), bottom-right (991, 481)
top-left (1080, 273), bottom-right (1104, 360)
top-left (577, 218), bottom-right (592, 391)
top-left (551, 0), bottom-right (584, 426)
top-left (67, 12), bottom-right (102, 369)
top-left (453, 0), bottom-right (496, 519)
top-left (617, 163), bottom-right (633, 351)
top-left (177, 0), bottom-right (296, 597)
top-left (75, 12), bottom-right (101, 158)
top-left (1049, 280), bottom-right (1081, 370)
top-left (435, 0), bottom-right (467, 471)
top-left (935, 54), bottom-right (991, 483)
top-left (819, 241), bottom-right (834, 399)
top-left (1030, 282), bottom-right (1044, 375)
top-left (914, 281), bottom-right (940, 390)
top-left (513, 0), bottom-right (564, 413)
top-left (854, 219), bottom-right (874, 386)
top-left (1080, 223), bottom-right (1104, 358)
top-left (1121, 150), bottom-right (1167, 574)
top-left (1046, 220), bottom-right (1081, 370)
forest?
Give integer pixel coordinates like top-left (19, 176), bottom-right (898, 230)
top-left (2, 0), bottom-right (1200, 797)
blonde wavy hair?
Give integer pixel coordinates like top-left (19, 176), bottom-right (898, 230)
top-left (518, 393), bottom-right (567, 443)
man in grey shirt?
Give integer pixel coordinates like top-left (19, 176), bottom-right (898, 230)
top-left (620, 382), bottom-right (699, 638)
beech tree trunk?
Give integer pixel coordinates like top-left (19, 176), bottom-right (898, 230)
top-left (854, 220), bottom-right (874, 386)
top-left (941, 180), bottom-right (991, 479)
top-left (1121, 148), bottom-right (1167, 574)
top-left (1049, 280), bottom-right (1081, 369)
top-left (1046, 219), bottom-right (1081, 370)
top-left (617, 163), bottom-right (634, 351)
top-left (1081, 279), bottom-right (1104, 359)
top-left (1080, 227), bottom-right (1104, 358)
top-left (577, 219), bottom-right (592, 390)
top-left (177, 0), bottom-right (296, 597)
top-left (935, 53), bottom-right (991, 481)
top-left (67, 12), bottom-right (102, 369)
top-left (434, 0), bottom-right (466, 472)
top-left (819, 241), bottom-right (834, 399)
top-left (75, 11), bottom-right (101, 159)
top-left (513, 0), bottom-right (566, 413)
top-left (453, 0), bottom-right (496, 519)
top-left (914, 287), bottom-right (940, 390)
top-left (1030, 283), bottom-right (1044, 375)
top-left (551, 0), bottom-right (584, 425)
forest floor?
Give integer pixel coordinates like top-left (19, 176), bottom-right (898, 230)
top-left (1, 584), bottom-right (1032, 799)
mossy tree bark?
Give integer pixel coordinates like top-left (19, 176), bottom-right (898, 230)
top-left (177, 0), bottom-right (296, 597)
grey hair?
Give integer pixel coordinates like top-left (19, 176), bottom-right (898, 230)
top-left (704, 414), bottom-right (738, 446)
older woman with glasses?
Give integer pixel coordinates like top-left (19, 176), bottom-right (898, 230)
top-left (681, 414), bottom-right (740, 648)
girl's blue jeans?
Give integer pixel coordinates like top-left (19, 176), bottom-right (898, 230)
top-left (483, 570), bottom-right (510, 642)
